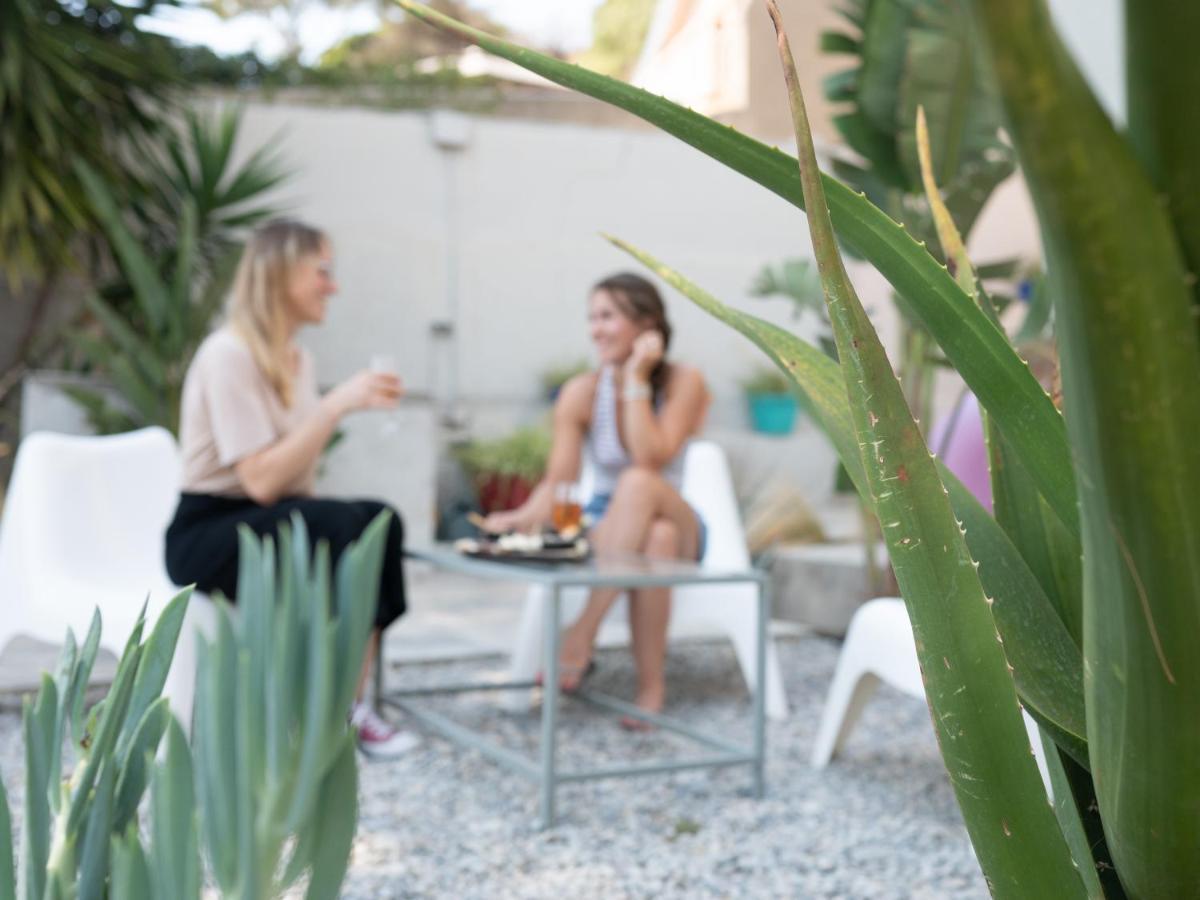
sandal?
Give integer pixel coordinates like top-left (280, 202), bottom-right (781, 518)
top-left (534, 659), bottom-right (596, 693)
top-left (619, 714), bottom-right (658, 733)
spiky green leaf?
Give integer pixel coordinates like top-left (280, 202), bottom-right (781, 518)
top-left (393, 0), bottom-right (1078, 541)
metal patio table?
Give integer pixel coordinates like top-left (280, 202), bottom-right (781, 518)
top-left (380, 544), bottom-right (769, 829)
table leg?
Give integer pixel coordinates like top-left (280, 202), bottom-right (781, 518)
top-left (538, 585), bottom-right (561, 829)
top-left (753, 579), bottom-right (768, 799)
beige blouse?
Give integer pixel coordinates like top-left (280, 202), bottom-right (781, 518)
top-left (179, 326), bottom-right (320, 497)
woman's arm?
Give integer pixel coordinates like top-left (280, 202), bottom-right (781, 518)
top-left (235, 369), bottom-right (401, 505)
top-left (621, 334), bottom-right (710, 467)
top-left (483, 373), bottom-right (592, 533)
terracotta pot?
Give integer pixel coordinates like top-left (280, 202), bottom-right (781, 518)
top-left (477, 472), bottom-right (535, 514)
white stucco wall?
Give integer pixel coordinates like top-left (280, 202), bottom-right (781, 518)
top-left (230, 101), bottom-right (899, 435)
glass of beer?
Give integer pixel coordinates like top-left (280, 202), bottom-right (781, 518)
top-left (551, 482), bottom-right (583, 534)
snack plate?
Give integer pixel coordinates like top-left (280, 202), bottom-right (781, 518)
top-left (454, 537), bottom-right (590, 564)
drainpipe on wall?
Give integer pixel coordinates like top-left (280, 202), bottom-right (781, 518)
top-left (428, 108), bottom-right (472, 432)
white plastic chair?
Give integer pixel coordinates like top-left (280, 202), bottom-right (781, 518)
top-left (811, 597), bottom-right (1050, 794)
top-left (507, 440), bottom-right (790, 719)
top-left (0, 427), bottom-right (214, 726)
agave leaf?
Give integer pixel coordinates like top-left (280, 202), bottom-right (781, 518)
top-left (112, 700), bottom-right (171, 832)
top-left (393, 0), bottom-right (1078, 541)
top-left (302, 736), bottom-right (358, 900)
top-left (1041, 740), bottom-right (1125, 899)
top-left (1125, 2), bottom-right (1200, 312)
top-left (117, 588), bottom-right (191, 763)
top-left (68, 611), bottom-right (102, 746)
top-left (233, 652), bottom-right (257, 892)
top-left (990, 434), bottom-right (1083, 645)
top-left (150, 720), bottom-right (200, 900)
top-left (193, 610), bottom-right (238, 890)
top-left (285, 618), bottom-right (333, 831)
top-left (331, 512), bottom-right (390, 721)
top-left (974, 3), bottom-right (1200, 893)
top-left (76, 762), bottom-right (115, 900)
top-left (916, 104), bottom-right (1084, 645)
top-left (609, 237), bottom-right (1086, 761)
top-left (21, 679), bottom-right (56, 900)
top-left (65, 614), bottom-right (144, 836)
top-left (764, 3), bottom-right (1082, 888)
top-left (109, 827), bottom-right (151, 900)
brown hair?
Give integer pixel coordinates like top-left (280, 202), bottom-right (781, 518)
top-left (592, 272), bottom-right (673, 399)
top-left (226, 218), bottom-right (328, 407)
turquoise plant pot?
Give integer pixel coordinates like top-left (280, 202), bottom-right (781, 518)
top-left (748, 392), bottom-right (798, 435)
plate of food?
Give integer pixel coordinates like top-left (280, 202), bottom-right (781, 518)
top-left (456, 515), bottom-right (590, 563)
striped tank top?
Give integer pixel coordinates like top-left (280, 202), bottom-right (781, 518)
top-left (586, 365), bottom-right (686, 496)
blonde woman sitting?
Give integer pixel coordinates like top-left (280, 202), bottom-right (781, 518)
top-left (165, 218), bottom-right (414, 758)
top-left (485, 273), bottom-right (710, 727)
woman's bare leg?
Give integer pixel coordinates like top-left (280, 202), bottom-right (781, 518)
top-left (558, 467), bottom-right (699, 691)
top-left (355, 629), bottom-right (382, 701)
top-left (626, 519), bottom-right (679, 715)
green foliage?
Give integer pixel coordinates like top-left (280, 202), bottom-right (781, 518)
top-left (740, 366), bottom-right (794, 396)
top-left (0, 513), bottom-right (387, 898)
top-left (0, 0), bottom-right (179, 287)
top-left (539, 358), bottom-right (591, 394)
top-left (749, 259), bottom-right (837, 359)
top-left (574, 0), bottom-right (658, 77)
top-left (398, 0), bottom-right (1200, 896)
top-left (821, 0), bottom-right (1013, 243)
top-left (65, 107), bottom-right (289, 435)
top-left (455, 424), bottom-right (552, 483)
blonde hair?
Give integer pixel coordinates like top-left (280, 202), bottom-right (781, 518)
top-left (227, 218), bottom-right (328, 407)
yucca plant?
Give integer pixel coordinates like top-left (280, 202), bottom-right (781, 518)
top-left (0, 512), bottom-right (388, 898)
top-left (64, 107), bottom-right (289, 436)
top-left (395, 1), bottom-right (1199, 896)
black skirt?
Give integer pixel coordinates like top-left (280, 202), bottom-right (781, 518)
top-left (165, 492), bottom-right (406, 631)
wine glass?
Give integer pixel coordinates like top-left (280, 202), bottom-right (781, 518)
top-left (369, 353), bottom-right (401, 436)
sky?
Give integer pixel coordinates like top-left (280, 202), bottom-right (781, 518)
top-left (140, 0), bottom-right (608, 65)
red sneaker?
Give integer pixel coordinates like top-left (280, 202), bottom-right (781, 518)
top-left (350, 703), bottom-right (420, 759)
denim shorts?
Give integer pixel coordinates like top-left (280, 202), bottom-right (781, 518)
top-left (584, 493), bottom-right (708, 561)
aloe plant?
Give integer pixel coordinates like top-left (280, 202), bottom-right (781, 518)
top-left (0, 512), bottom-right (387, 898)
top-left (396, 1), bottom-right (1200, 896)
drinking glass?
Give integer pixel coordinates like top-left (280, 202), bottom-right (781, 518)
top-left (369, 353), bottom-right (401, 436)
top-left (551, 482), bottom-right (583, 534)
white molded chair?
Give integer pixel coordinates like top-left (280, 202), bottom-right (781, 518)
top-left (507, 440), bottom-right (790, 720)
top-left (0, 428), bottom-right (215, 726)
top-left (811, 597), bottom-right (1050, 794)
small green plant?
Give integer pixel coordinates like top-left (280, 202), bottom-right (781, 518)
top-left (455, 424), bottom-right (552, 484)
top-left (539, 359), bottom-right (590, 401)
top-left (0, 512), bottom-right (388, 898)
top-left (740, 366), bottom-right (794, 396)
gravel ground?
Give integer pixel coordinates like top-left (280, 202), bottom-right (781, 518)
top-left (0, 635), bottom-right (986, 899)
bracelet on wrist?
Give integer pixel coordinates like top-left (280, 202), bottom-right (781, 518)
top-left (623, 381), bottom-right (652, 402)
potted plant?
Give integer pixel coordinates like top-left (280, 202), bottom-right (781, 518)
top-left (455, 423), bottom-right (551, 513)
top-left (741, 367), bottom-right (799, 435)
top-left (538, 358), bottom-right (590, 403)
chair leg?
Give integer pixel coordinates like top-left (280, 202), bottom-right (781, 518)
top-left (723, 614), bottom-right (790, 720)
top-left (811, 670), bottom-right (881, 769)
top-left (503, 585), bottom-right (548, 712)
